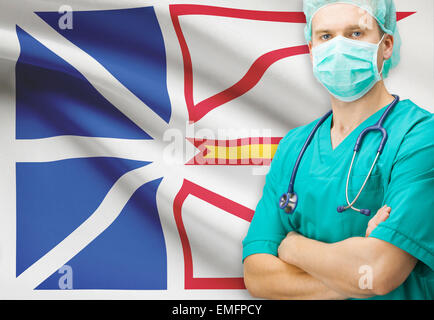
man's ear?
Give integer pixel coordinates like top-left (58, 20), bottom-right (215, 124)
top-left (383, 34), bottom-right (394, 60)
top-left (308, 41), bottom-right (313, 62)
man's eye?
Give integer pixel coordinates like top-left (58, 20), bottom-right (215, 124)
top-left (352, 31), bottom-right (362, 37)
top-left (321, 34), bottom-right (331, 40)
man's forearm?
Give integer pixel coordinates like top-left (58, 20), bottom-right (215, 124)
top-left (278, 233), bottom-right (416, 298)
top-left (243, 253), bottom-right (348, 300)
top-left (279, 235), bottom-right (379, 298)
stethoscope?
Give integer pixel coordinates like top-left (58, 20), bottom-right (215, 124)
top-left (279, 94), bottom-right (400, 217)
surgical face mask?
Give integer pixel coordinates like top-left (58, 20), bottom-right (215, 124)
top-left (312, 34), bottom-right (386, 102)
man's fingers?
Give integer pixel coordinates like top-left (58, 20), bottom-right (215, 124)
top-left (378, 205), bottom-right (391, 221)
top-left (372, 205), bottom-right (391, 224)
top-left (365, 205), bottom-right (391, 237)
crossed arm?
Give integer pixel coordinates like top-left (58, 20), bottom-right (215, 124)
top-left (243, 205), bottom-right (417, 299)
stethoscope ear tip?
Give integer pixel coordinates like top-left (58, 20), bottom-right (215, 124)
top-left (337, 206), bottom-right (371, 216)
top-left (360, 209), bottom-right (371, 216)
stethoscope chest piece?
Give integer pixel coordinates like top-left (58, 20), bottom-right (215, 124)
top-left (279, 192), bottom-right (298, 214)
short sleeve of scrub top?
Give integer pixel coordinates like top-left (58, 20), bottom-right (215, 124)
top-left (368, 115), bottom-right (434, 270)
top-left (242, 133), bottom-right (293, 263)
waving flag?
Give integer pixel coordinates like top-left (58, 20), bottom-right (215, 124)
top-left (0, 0), bottom-right (432, 299)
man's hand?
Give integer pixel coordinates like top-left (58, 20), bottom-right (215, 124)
top-left (278, 231), bottom-right (301, 265)
top-left (365, 205), bottom-right (391, 237)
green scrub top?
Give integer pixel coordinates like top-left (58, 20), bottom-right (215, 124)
top-left (242, 99), bottom-right (434, 300)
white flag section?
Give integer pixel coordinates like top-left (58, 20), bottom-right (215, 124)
top-left (0, 0), bottom-right (432, 299)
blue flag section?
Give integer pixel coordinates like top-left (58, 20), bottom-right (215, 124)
top-left (16, 6), bottom-right (171, 140)
top-left (36, 7), bottom-right (172, 124)
top-left (16, 158), bottom-right (167, 290)
top-left (15, 26), bottom-right (153, 140)
top-left (15, 6), bottom-right (170, 290)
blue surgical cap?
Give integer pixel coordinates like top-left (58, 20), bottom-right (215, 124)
top-left (303, 0), bottom-right (401, 78)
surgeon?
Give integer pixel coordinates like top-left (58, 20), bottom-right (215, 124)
top-left (242, 0), bottom-right (434, 300)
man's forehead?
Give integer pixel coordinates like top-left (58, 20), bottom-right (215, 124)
top-left (312, 5), bottom-right (377, 32)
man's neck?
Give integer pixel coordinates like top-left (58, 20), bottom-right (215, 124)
top-left (330, 81), bottom-right (395, 136)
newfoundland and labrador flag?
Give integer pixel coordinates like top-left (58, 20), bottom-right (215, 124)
top-left (0, 0), bottom-right (432, 299)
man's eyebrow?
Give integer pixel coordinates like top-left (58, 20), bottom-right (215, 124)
top-left (314, 29), bottom-right (332, 35)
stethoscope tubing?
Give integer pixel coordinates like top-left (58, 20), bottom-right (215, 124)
top-left (287, 110), bottom-right (332, 194)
